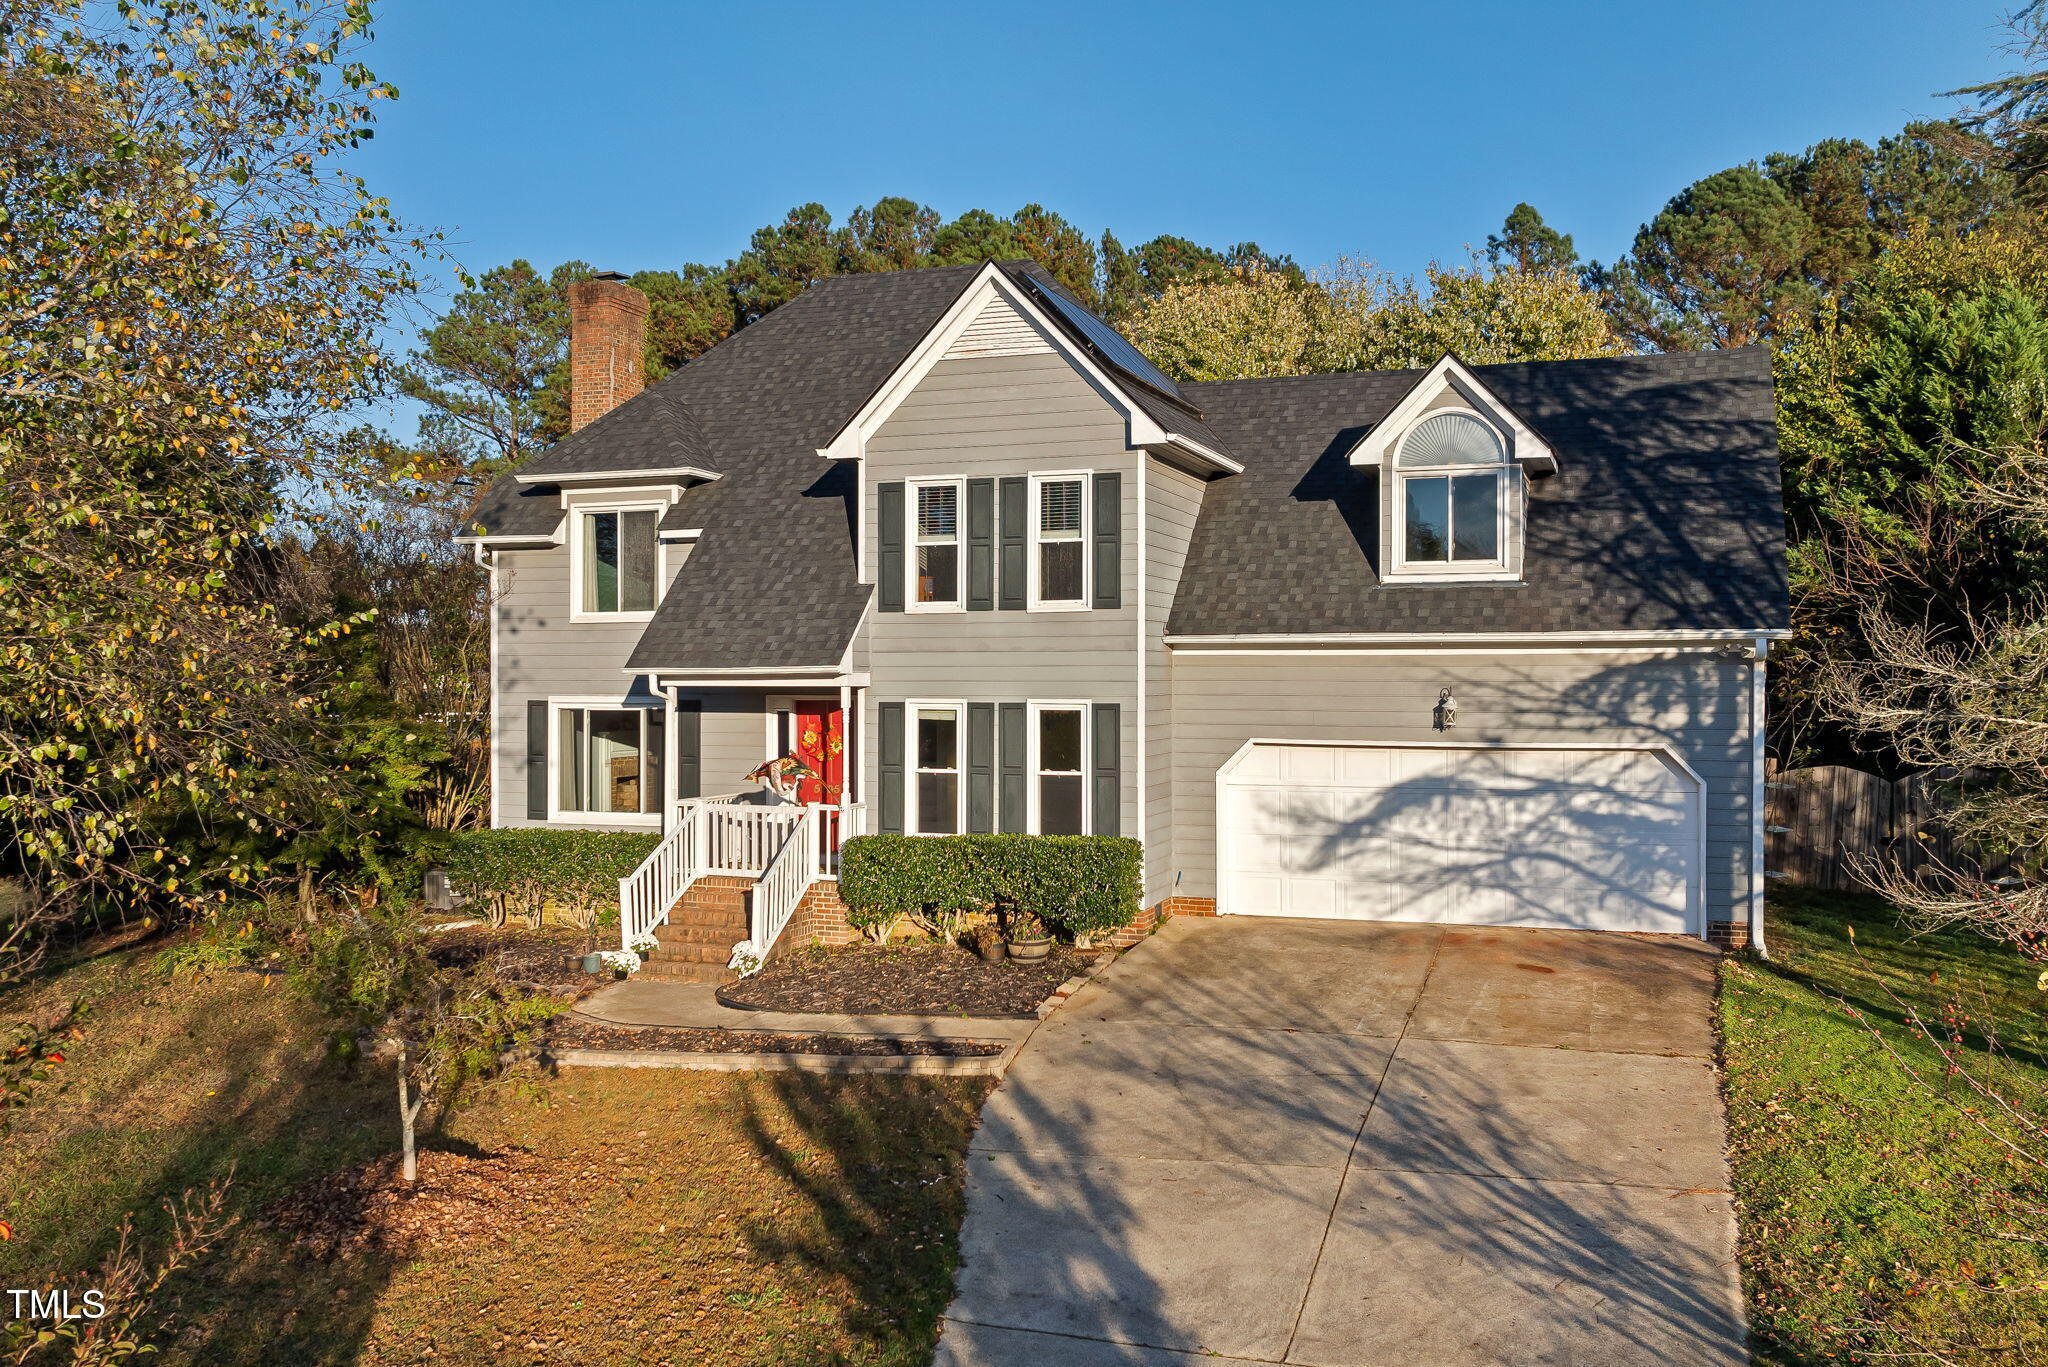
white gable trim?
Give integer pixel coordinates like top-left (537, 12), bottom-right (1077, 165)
top-left (817, 262), bottom-right (1240, 475)
top-left (1345, 355), bottom-right (1558, 475)
top-left (515, 465), bottom-right (721, 488)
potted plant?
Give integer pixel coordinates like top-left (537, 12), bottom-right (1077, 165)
top-left (1005, 909), bottom-right (1052, 962)
top-left (964, 923), bottom-right (1007, 963)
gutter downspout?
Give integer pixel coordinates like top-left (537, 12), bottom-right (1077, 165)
top-left (1750, 636), bottom-right (1770, 960)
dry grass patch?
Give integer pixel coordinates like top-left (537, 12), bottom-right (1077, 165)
top-left (1, 937), bottom-right (992, 1366)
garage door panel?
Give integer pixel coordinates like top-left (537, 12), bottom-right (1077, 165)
top-left (1221, 745), bottom-right (1699, 936)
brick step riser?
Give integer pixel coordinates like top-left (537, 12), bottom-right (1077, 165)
top-left (655, 924), bottom-right (748, 946)
top-left (671, 899), bottom-right (750, 919)
top-left (664, 908), bottom-right (749, 927)
top-left (645, 942), bottom-right (737, 966)
top-left (637, 961), bottom-right (736, 985)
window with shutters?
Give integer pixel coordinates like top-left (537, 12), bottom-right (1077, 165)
top-left (572, 504), bottom-right (663, 619)
top-left (1028, 702), bottom-right (1087, 834)
top-left (909, 703), bottom-right (964, 834)
top-left (550, 702), bottom-right (660, 824)
top-left (909, 480), bottom-right (963, 610)
top-left (1030, 474), bottom-right (1088, 609)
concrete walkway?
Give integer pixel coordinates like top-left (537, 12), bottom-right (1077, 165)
top-left (932, 916), bottom-right (1745, 1367)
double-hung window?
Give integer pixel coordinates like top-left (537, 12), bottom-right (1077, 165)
top-left (910, 481), bottom-right (962, 609)
top-left (1030, 703), bottom-right (1087, 834)
top-left (911, 705), bottom-right (963, 834)
top-left (1394, 411), bottom-right (1515, 576)
top-left (1032, 475), bottom-right (1087, 607)
top-left (574, 506), bottom-right (660, 617)
top-left (554, 703), bottom-right (659, 821)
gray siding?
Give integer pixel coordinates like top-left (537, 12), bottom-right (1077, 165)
top-left (1143, 458), bottom-right (1206, 903)
top-left (858, 352), bottom-right (1141, 836)
top-left (674, 688), bottom-right (770, 799)
top-left (490, 542), bottom-right (716, 828)
top-left (1167, 649), bottom-right (1758, 926)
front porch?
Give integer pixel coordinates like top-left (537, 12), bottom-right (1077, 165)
top-left (618, 794), bottom-right (867, 974)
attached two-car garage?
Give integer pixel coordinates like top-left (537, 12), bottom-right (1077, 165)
top-left (1216, 741), bottom-right (1703, 936)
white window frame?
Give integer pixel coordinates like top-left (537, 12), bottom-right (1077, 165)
top-left (546, 696), bottom-right (661, 827)
top-left (568, 501), bottom-right (667, 622)
top-left (1026, 700), bottom-right (1091, 835)
top-left (906, 478), bottom-right (966, 613)
top-left (1028, 472), bottom-right (1091, 611)
top-left (905, 700), bottom-right (967, 836)
top-left (1388, 408), bottom-right (1520, 583)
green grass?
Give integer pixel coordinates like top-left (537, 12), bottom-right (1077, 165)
top-left (1, 936), bottom-right (991, 1365)
top-left (1722, 888), bottom-right (2048, 1365)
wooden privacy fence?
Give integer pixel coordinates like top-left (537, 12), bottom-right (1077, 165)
top-left (1764, 762), bottom-right (1996, 891)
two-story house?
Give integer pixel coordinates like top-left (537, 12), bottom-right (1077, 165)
top-left (459, 260), bottom-right (1788, 978)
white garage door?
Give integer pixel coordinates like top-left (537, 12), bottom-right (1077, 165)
top-left (1219, 743), bottom-right (1701, 935)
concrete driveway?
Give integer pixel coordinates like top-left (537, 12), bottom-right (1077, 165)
top-left (932, 916), bottom-right (1744, 1367)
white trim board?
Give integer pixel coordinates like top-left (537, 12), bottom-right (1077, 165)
top-left (1346, 354), bottom-right (1558, 475)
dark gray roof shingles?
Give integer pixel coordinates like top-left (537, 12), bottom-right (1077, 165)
top-left (1168, 347), bottom-right (1789, 636)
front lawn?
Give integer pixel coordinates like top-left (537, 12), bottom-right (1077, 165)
top-left (0, 937), bottom-right (990, 1365)
top-left (1721, 888), bottom-right (2048, 1365)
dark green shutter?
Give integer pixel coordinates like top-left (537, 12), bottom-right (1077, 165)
top-left (997, 476), bottom-right (1027, 610)
top-left (1092, 472), bottom-right (1122, 610)
top-left (525, 700), bottom-right (549, 820)
top-left (967, 703), bottom-right (995, 832)
top-left (644, 704), bottom-right (666, 815)
top-left (878, 702), bottom-right (905, 834)
top-left (877, 481), bottom-right (906, 613)
top-left (673, 699), bottom-right (701, 800)
top-left (998, 702), bottom-right (1027, 833)
top-left (967, 478), bottom-right (995, 612)
top-left (1089, 702), bottom-right (1121, 836)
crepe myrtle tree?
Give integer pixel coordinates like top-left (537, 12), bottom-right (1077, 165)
top-left (289, 905), bottom-right (559, 1182)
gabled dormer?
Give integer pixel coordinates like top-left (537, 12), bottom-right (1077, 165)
top-left (1346, 355), bottom-right (1557, 584)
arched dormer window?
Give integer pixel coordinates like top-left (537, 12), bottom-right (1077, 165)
top-left (1393, 410), bottom-right (1518, 578)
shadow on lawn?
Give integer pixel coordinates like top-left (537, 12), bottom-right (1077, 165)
top-left (0, 966), bottom-right (407, 1367)
top-left (733, 1073), bottom-right (992, 1365)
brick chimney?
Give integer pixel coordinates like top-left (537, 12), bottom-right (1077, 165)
top-left (567, 271), bottom-right (649, 433)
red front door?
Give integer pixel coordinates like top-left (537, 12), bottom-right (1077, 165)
top-left (791, 700), bottom-right (845, 807)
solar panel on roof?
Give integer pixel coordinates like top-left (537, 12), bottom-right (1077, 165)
top-left (1025, 279), bottom-right (1184, 400)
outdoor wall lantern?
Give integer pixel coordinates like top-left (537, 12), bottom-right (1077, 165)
top-left (1434, 687), bottom-right (1457, 730)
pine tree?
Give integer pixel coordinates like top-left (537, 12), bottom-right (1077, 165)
top-left (1485, 204), bottom-right (1578, 273)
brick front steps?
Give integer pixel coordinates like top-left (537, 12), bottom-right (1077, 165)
top-left (637, 876), bottom-right (754, 985)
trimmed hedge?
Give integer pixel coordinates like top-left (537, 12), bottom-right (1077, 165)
top-left (440, 828), bottom-right (659, 921)
top-left (837, 834), bottom-right (1142, 940)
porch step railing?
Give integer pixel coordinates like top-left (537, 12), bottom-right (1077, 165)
top-left (746, 805), bottom-right (821, 973)
top-left (616, 796), bottom-right (869, 953)
top-left (618, 801), bottom-right (704, 952)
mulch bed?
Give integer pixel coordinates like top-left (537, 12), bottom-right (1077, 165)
top-left (423, 925), bottom-right (593, 993)
top-left (717, 942), bottom-right (1097, 1018)
top-left (269, 1148), bottom-right (580, 1259)
top-left (546, 1019), bottom-right (1005, 1058)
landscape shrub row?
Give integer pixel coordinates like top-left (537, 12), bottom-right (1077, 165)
top-left (837, 833), bottom-right (1142, 940)
top-left (439, 828), bottom-right (658, 924)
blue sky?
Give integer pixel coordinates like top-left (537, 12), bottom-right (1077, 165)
top-left (352, 1), bottom-right (2017, 298)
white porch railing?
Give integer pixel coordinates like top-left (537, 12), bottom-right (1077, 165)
top-left (618, 801), bottom-right (704, 952)
top-left (746, 805), bottom-right (820, 971)
top-left (617, 796), bottom-right (869, 952)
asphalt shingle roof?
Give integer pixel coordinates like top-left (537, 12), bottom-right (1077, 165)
top-left (1169, 347), bottom-right (1790, 636)
top-left (471, 264), bottom-right (1787, 670)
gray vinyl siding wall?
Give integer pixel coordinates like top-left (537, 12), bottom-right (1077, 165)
top-left (858, 352), bottom-right (1141, 837)
top-left (1142, 458), bottom-right (1206, 904)
top-left (491, 543), bottom-right (704, 828)
top-left (671, 688), bottom-right (769, 800)
top-left (1167, 649), bottom-right (1758, 926)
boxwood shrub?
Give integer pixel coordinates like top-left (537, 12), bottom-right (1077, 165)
top-left (440, 828), bottom-right (660, 924)
top-left (837, 833), bottom-right (1142, 941)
